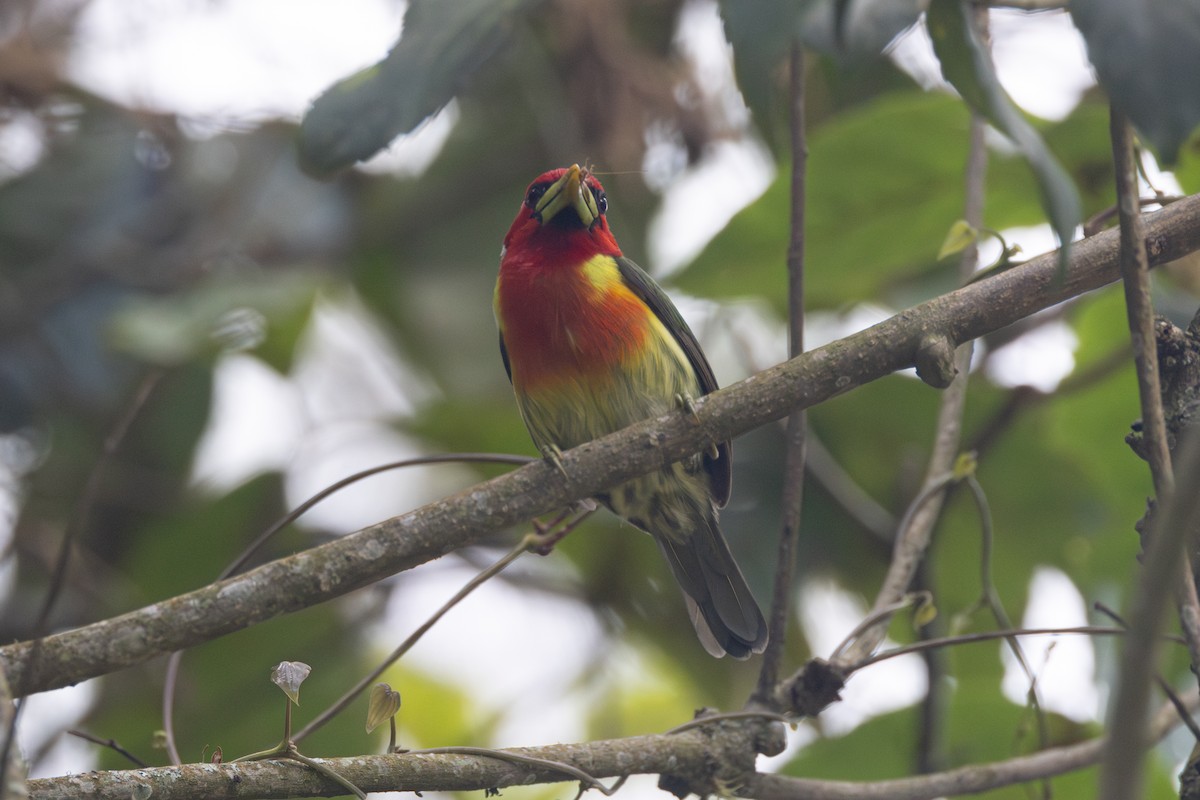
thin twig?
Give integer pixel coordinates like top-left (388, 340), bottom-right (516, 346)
top-left (2, 371), bottom-right (162, 787)
top-left (34, 370), bottom-right (165, 631)
top-left (829, 593), bottom-right (932, 664)
top-left (850, 625), bottom-right (1136, 671)
top-left (66, 729), bottom-right (148, 769)
top-left (161, 451), bottom-right (535, 764)
top-left (223, 453), bottom-right (534, 582)
top-left (1092, 603), bottom-right (1200, 741)
top-left (292, 512), bottom-right (591, 743)
top-left (1098, 431), bottom-right (1200, 798)
top-left (1083, 194), bottom-right (1183, 237)
top-left (408, 746), bottom-right (619, 795)
top-left (663, 710), bottom-right (793, 735)
top-left (749, 688), bottom-right (1200, 800)
top-left (283, 746), bottom-right (367, 800)
top-left (1099, 107), bottom-right (1195, 800)
top-left (828, 107), bottom-right (986, 671)
top-left (805, 432), bottom-right (896, 542)
top-left (1112, 115), bottom-right (1174, 501)
top-left (755, 39), bottom-right (808, 706)
top-left (24, 689), bottom-right (1200, 800)
top-left (957, 474), bottom-right (1050, 781)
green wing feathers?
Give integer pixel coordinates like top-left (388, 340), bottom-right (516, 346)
top-left (615, 256), bottom-right (732, 507)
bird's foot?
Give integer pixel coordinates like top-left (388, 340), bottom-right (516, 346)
top-left (675, 392), bottom-right (700, 423)
top-left (540, 444), bottom-right (569, 480)
top-left (675, 393), bottom-right (719, 458)
top-left (529, 498), bottom-right (598, 555)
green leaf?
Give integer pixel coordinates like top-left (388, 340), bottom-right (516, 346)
top-left (1071, 0), bottom-right (1200, 164)
top-left (1170, 129), bottom-right (1200, 193)
top-left (108, 272), bottom-right (324, 370)
top-left (719, 0), bottom-right (812, 129)
top-left (271, 661), bottom-right (312, 705)
top-left (938, 219), bottom-right (978, 260)
top-left (298, 0), bottom-right (540, 174)
top-left (927, 0), bottom-right (1081, 263)
top-left (365, 683), bottom-right (402, 734)
top-left (676, 92), bottom-right (1008, 308)
top-left (913, 595), bottom-right (938, 628)
top-left (800, 0), bottom-right (925, 59)
top-left (781, 706), bottom-right (921, 779)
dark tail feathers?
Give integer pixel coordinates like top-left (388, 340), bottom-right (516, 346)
top-left (656, 514), bottom-right (767, 659)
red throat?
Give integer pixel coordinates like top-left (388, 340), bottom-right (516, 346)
top-left (501, 168), bottom-right (622, 265)
top-left (497, 170), bottom-right (639, 391)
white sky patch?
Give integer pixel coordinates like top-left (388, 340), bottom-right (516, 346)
top-left (0, 111), bottom-right (46, 182)
top-left (291, 295), bottom-right (433, 423)
top-left (69, 0), bottom-right (404, 123)
top-left (0, 435), bottom-right (39, 608)
top-left (985, 318), bottom-right (1078, 392)
top-left (973, 224), bottom-right (1077, 391)
top-left (648, 137), bottom-right (775, 278)
top-left (1141, 151), bottom-right (1186, 198)
top-left (190, 354), bottom-right (304, 491)
top-left (674, 0), bottom-right (752, 131)
top-left (990, 10), bottom-right (1095, 121)
top-left (357, 100), bottom-right (460, 177)
top-left (891, 10), bottom-right (1095, 122)
top-left (378, 559), bottom-right (604, 745)
top-left (283, 420), bottom-right (468, 532)
top-left (648, 0), bottom-right (774, 276)
top-left (799, 578), bottom-right (927, 736)
top-left (19, 680), bottom-right (99, 777)
top-left (1000, 567), bottom-right (1101, 723)
top-left (805, 303), bottom-right (896, 351)
top-left (705, 299), bottom-right (791, 380)
top-left (888, 19), bottom-right (947, 92)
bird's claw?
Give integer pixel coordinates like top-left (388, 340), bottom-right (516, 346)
top-left (529, 498), bottom-right (597, 555)
top-left (541, 444), bottom-right (569, 480)
top-left (675, 392), bottom-right (701, 423)
top-left (675, 393), bottom-right (718, 459)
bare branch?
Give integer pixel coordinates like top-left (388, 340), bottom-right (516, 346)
top-left (27, 691), bottom-right (1199, 800)
top-left (1100, 108), bottom-right (1200, 799)
top-left (826, 101), bottom-right (988, 669)
top-left (25, 728), bottom-right (723, 800)
top-left (755, 40), bottom-right (809, 705)
top-left (748, 690), bottom-right (1198, 800)
top-left (6, 194), bottom-right (1200, 699)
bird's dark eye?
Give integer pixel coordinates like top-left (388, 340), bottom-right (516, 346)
top-left (526, 183), bottom-right (548, 207)
top-left (595, 190), bottom-right (608, 215)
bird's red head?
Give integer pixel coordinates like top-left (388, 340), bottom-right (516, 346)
top-left (502, 164), bottom-right (622, 268)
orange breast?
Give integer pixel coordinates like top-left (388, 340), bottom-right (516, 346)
top-left (496, 256), bottom-right (651, 393)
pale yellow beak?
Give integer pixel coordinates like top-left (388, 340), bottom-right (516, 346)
top-left (534, 163), bottom-right (601, 227)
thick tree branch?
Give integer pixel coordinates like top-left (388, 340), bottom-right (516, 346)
top-left (749, 688), bottom-right (1195, 800)
top-left (24, 726), bottom-right (741, 800)
top-left (6, 194), bottom-right (1200, 699)
top-left (26, 689), bottom-right (1198, 800)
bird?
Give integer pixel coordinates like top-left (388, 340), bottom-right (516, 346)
top-left (493, 163), bottom-right (767, 658)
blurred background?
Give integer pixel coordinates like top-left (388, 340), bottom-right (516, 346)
top-left (3, 0), bottom-right (1200, 797)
